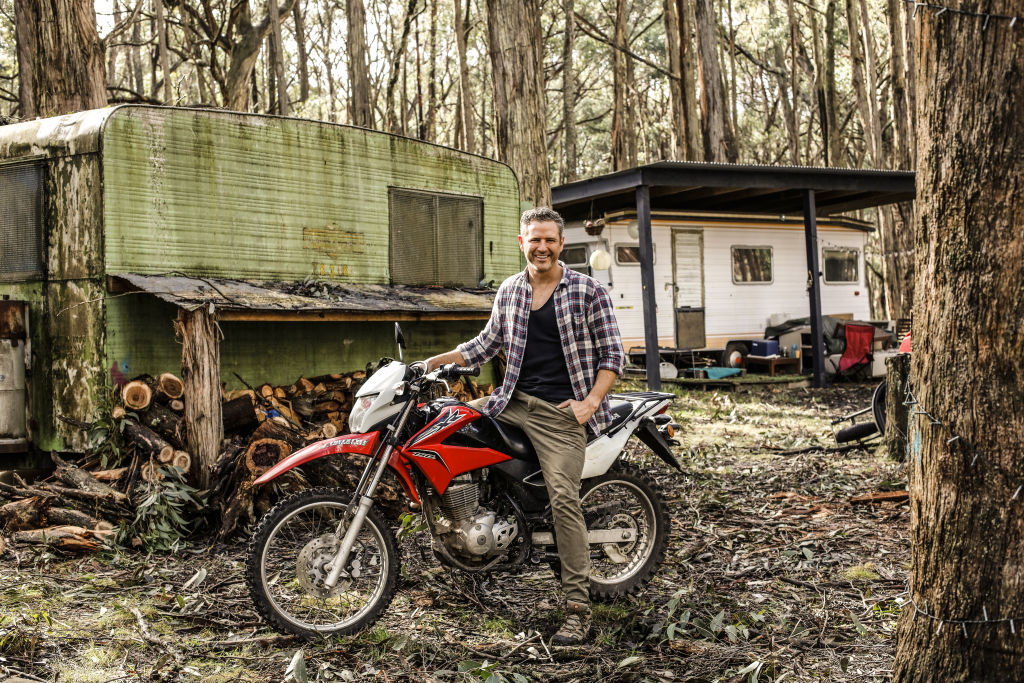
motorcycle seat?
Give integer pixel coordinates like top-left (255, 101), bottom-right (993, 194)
top-left (491, 421), bottom-right (538, 463)
top-left (600, 401), bottom-right (634, 436)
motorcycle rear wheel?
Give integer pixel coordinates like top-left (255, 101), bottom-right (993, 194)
top-left (246, 487), bottom-right (399, 639)
top-left (545, 469), bottom-right (669, 598)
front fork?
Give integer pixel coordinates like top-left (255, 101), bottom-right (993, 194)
top-left (322, 391), bottom-right (416, 590)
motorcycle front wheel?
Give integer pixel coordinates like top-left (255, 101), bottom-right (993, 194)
top-left (245, 487), bottom-right (400, 639)
top-left (579, 469), bottom-right (669, 599)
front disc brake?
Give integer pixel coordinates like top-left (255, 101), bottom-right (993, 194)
top-left (296, 534), bottom-right (352, 597)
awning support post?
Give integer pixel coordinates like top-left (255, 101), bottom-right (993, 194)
top-left (802, 190), bottom-right (826, 388)
top-left (177, 306), bottom-right (224, 489)
top-left (636, 184), bottom-right (661, 391)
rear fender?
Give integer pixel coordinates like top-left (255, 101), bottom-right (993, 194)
top-left (635, 418), bottom-right (682, 471)
top-left (254, 432), bottom-right (381, 485)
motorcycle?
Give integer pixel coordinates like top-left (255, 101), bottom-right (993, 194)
top-left (245, 324), bottom-right (680, 639)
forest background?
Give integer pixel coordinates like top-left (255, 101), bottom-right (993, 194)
top-left (0, 0), bottom-right (916, 318)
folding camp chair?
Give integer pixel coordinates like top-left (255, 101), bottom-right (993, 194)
top-left (830, 323), bottom-right (875, 382)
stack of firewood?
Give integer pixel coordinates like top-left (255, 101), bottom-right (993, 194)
top-left (0, 366), bottom-right (492, 555)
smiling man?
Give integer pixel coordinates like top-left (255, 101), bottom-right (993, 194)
top-left (422, 207), bottom-right (625, 644)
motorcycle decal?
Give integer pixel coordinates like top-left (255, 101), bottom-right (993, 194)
top-left (328, 437), bottom-right (370, 448)
top-left (254, 431), bottom-right (381, 485)
top-left (409, 449), bottom-right (451, 473)
top-left (408, 406), bottom-right (465, 446)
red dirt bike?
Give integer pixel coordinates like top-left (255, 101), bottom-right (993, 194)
top-left (245, 325), bottom-right (679, 639)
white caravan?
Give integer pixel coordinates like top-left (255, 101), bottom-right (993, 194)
top-left (561, 211), bottom-right (872, 368)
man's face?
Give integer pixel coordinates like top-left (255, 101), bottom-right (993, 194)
top-left (518, 220), bottom-right (563, 274)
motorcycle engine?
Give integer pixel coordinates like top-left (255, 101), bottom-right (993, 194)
top-left (434, 475), bottom-right (517, 559)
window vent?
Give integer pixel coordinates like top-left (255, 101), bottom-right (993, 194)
top-left (0, 161), bottom-right (45, 281)
top-left (389, 188), bottom-right (483, 287)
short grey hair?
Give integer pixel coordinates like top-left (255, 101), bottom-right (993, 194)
top-left (520, 207), bottom-right (565, 237)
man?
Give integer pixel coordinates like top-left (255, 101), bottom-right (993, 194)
top-left (421, 207), bottom-right (625, 645)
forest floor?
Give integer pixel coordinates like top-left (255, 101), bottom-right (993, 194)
top-left (0, 381), bottom-right (909, 683)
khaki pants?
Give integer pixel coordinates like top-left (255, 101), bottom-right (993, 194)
top-left (471, 390), bottom-right (590, 603)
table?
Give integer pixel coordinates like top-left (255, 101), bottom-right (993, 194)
top-left (742, 355), bottom-right (802, 377)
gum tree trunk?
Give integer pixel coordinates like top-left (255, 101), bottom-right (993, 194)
top-left (347, 0), bottom-right (373, 127)
top-left (14, 0), bottom-right (106, 118)
top-left (485, 0), bottom-right (551, 206)
top-left (893, 5), bottom-right (1024, 679)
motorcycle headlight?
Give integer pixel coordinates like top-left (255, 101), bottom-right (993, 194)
top-left (349, 393), bottom-right (379, 432)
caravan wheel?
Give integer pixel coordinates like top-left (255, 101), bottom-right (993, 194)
top-left (721, 342), bottom-right (748, 368)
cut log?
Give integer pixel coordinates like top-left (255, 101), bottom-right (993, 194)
top-left (157, 372), bottom-right (185, 400)
top-left (92, 467), bottom-right (127, 482)
top-left (0, 496), bottom-right (53, 531)
top-left (51, 454), bottom-right (129, 504)
top-left (251, 418), bottom-right (303, 448)
top-left (258, 384), bottom-right (274, 398)
top-left (141, 403), bottom-right (185, 448)
top-left (121, 380), bottom-right (153, 411)
top-left (269, 398), bottom-right (301, 427)
top-left (290, 395), bottom-right (318, 419)
top-left (273, 386), bottom-right (287, 399)
top-left (45, 507), bottom-right (105, 529)
top-left (321, 423), bottom-right (338, 439)
top-left (12, 526), bottom-right (102, 552)
top-left (140, 461), bottom-right (164, 483)
top-left (244, 438), bottom-right (292, 474)
top-left (122, 420), bottom-right (175, 464)
top-left (297, 377), bottom-right (314, 394)
top-left (172, 451), bottom-right (191, 472)
top-left (111, 405), bottom-right (126, 420)
top-left (313, 400), bottom-right (342, 415)
top-left (222, 394), bottom-right (259, 433)
top-left (169, 399), bottom-right (185, 413)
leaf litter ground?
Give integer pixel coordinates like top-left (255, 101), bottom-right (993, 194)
top-left (0, 382), bottom-right (908, 682)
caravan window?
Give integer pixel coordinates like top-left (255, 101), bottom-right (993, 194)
top-left (0, 160), bottom-right (46, 280)
top-left (615, 244), bottom-right (655, 265)
top-left (731, 246), bottom-right (773, 284)
top-left (823, 248), bottom-right (859, 283)
top-left (389, 188), bottom-right (483, 287)
top-left (562, 245), bottom-right (590, 275)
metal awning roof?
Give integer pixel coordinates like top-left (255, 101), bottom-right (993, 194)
top-left (109, 273), bottom-right (495, 321)
top-left (553, 161), bottom-right (915, 219)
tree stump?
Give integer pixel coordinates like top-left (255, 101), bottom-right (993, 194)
top-left (883, 353), bottom-right (911, 462)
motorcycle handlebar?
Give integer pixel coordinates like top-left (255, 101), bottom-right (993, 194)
top-left (440, 363), bottom-right (480, 378)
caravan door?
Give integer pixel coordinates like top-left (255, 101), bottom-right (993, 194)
top-left (672, 230), bottom-right (705, 349)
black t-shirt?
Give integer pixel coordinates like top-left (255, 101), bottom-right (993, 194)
top-left (515, 295), bottom-right (575, 403)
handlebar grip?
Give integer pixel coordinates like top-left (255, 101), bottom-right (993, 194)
top-left (441, 363), bottom-right (480, 377)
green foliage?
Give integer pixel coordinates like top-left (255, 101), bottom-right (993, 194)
top-left (396, 511), bottom-right (428, 541)
top-left (118, 467), bottom-right (204, 553)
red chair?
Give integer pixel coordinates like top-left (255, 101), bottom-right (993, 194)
top-left (833, 323), bottom-right (875, 381)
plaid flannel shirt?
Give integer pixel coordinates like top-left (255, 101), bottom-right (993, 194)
top-left (458, 263), bottom-right (626, 433)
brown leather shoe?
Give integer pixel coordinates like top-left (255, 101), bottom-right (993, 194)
top-left (551, 600), bottom-right (592, 645)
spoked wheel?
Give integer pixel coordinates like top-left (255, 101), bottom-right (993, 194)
top-left (580, 469), bottom-right (669, 598)
top-left (245, 487), bottom-right (399, 639)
